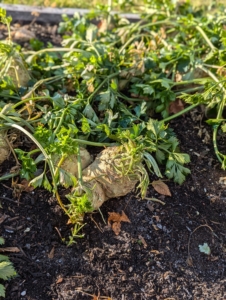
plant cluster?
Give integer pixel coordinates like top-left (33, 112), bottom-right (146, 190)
top-left (0, 0), bottom-right (226, 242)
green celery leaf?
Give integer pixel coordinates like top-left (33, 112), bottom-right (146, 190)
top-left (59, 168), bottom-right (77, 188)
top-left (0, 261), bottom-right (17, 280)
top-left (98, 90), bottom-right (111, 111)
top-left (0, 283), bottom-right (5, 298)
top-left (83, 104), bottom-right (99, 123)
top-left (43, 175), bottom-right (53, 192)
top-left (0, 237), bottom-right (4, 245)
top-left (29, 173), bottom-right (44, 189)
top-left (0, 255), bottom-right (9, 263)
top-left (143, 152), bottom-right (162, 178)
top-left (165, 154), bottom-right (190, 184)
top-left (81, 116), bottom-right (91, 134)
top-left (155, 149), bottom-right (166, 164)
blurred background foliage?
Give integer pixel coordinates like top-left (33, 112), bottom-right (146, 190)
top-left (1, 0), bottom-right (225, 10)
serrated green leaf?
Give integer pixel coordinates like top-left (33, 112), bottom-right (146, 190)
top-left (43, 175), bottom-right (52, 192)
top-left (29, 173), bottom-right (44, 189)
top-left (199, 243), bottom-right (211, 255)
top-left (0, 237), bottom-right (4, 245)
top-left (59, 168), bottom-right (77, 188)
top-left (0, 283), bottom-right (5, 298)
top-left (155, 149), bottom-right (166, 164)
top-left (165, 154), bottom-right (190, 184)
top-left (83, 104), bottom-right (99, 123)
top-left (174, 153), bottom-right (190, 164)
top-left (0, 261), bottom-right (17, 280)
top-left (98, 90), bottom-right (111, 111)
top-left (81, 116), bottom-right (91, 134)
top-left (0, 255), bottom-right (9, 263)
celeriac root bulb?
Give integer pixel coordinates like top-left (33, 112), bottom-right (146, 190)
top-left (52, 148), bottom-right (92, 178)
top-left (0, 132), bottom-right (10, 164)
top-left (82, 146), bottom-right (139, 209)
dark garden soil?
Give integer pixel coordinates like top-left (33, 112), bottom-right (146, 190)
top-left (1, 21), bottom-right (226, 300)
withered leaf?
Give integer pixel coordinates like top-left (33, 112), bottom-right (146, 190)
top-left (56, 277), bottom-right (63, 284)
top-left (108, 211), bottom-right (130, 235)
top-left (151, 180), bottom-right (171, 196)
top-left (108, 211), bottom-right (130, 224)
top-left (138, 235), bottom-right (147, 248)
top-left (112, 222), bottom-right (121, 235)
top-left (0, 247), bottom-right (20, 253)
top-left (48, 247), bottom-right (55, 259)
top-left (186, 255), bottom-right (193, 266)
top-left (0, 214), bottom-right (8, 224)
top-left (169, 99), bottom-right (185, 115)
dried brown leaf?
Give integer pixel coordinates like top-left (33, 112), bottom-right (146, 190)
top-left (0, 247), bottom-right (20, 253)
top-left (108, 212), bottom-right (121, 224)
top-left (186, 255), bottom-right (193, 266)
top-left (108, 211), bottom-right (130, 235)
top-left (48, 247), bottom-right (55, 259)
top-left (150, 250), bottom-right (160, 255)
top-left (112, 222), bottom-right (121, 235)
top-left (138, 235), bottom-right (147, 248)
top-left (120, 211), bottom-right (131, 223)
top-left (0, 214), bottom-right (8, 224)
top-left (56, 277), bottom-right (63, 284)
top-left (151, 180), bottom-right (171, 197)
top-left (169, 99), bottom-right (185, 115)
top-left (108, 211), bottom-right (130, 224)
top-left (152, 224), bottom-right (159, 231)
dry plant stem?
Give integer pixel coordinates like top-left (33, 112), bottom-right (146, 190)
top-left (74, 289), bottom-right (111, 299)
top-left (187, 224), bottom-right (214, 263)
top-left (54, 227), bottom-right (64, 240)
top-left (4, 134), bottom-right (20, 165)
top-left (98, 208), bottom-right (107, 224)
top-left (90, 215), bottom-right (103, 233)
top-left (145, 197), bottom-right (165, 205)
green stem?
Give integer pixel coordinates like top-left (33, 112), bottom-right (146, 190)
top-left (73, 139), bottom-right (118, 147)
top-left (12, 96), bottom-right (53, 109)
top-left (26, 48), bottom-right (89, 63)
top-left (196, 25), bottom-right (216, 51)
top-left (77, 146), bottom-right (83, 186)
top-left (88, 72), bottom-right (119, 102)
top-left (162, 103), bottom-right (200, 123)
top-left (213, 125), bottom-right (223, 164)
top-left (0, 172), bottom-right (19, 181)
top-left (175, 86), bottom-right (204, 95)
top-left (119, 33), bottom-right (152, 54)
top-left (53, 108), bottom-right (68, 137)
top-left (21, 75), bottom-right (64, 100)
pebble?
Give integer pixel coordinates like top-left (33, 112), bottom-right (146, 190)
top-left (21, 291), bottom-right (26, 296)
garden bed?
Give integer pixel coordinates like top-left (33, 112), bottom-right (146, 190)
top-left (1, 3), bottom-right (226, 299)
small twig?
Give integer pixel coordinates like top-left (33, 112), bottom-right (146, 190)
top-left (98, 208), bottom-right (106, 225)
top-left (90, 215), bottom-right (103, 233)
top-left (0, 196), bottom-right (21, 204)
top-left (54, 227), bottom-right (63, 240)
top-left (145, 197), bottom-right (166, 205)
